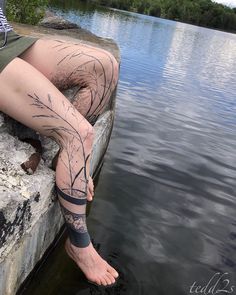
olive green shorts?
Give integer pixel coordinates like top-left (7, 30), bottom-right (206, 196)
top-left (0, 30), bottom-right (38, 72)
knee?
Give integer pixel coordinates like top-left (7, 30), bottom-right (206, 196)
top-left (74, 121), bottom-right (95, 151)
top-left (54, 120), bottom-right (95, 151)
top-left (101, 51), bottom-right (119, 88)
top-left (82, 122), bottom-right (95, 150)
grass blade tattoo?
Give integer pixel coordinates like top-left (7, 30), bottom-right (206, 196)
top-left (51, 40), bottom-right (117, 125)
top-left (29, 92), bottom-right (90, 197)
top-left (28, 91), bottom-right (92, 247)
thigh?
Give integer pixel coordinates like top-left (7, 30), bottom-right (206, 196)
top-left (20, 38), bottom-right (119, 123)
top-left (0, 57), bottom-right (91, 141)
top-left (20, 38), bottom-right (118, 90)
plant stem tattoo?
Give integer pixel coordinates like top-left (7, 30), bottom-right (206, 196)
top-left (28, 92), bottom-right (92, 247)
top-left (27, 42), bottom-right (118, 247)
top-left (29, 92), bottom-right (90, 198)
top-left (50, 40), bottom-right (117, 125)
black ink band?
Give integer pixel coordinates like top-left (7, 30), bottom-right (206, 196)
top-left (56, 185), bottom-right (87, 205)
top-left (60, 203), bottom-right (91, 248)
top-left (67, 227), bottom-right (91, 248)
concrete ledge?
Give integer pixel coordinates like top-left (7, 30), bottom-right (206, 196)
top-left (11, 21), bottom-right (120, 63)
top-left (0, 20), bottom-right (120, 295)
top-left (0, 107), bottom-right (116, 295)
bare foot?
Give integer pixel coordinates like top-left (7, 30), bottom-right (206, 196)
top-left (65, 238), bottom-right (119, 286)
top-left (87, 176), bottom-right (94, 201)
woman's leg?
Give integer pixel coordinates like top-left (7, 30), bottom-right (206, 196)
top-left (20, 38), bottom-right (119, 124)
top-left (0, 57), bottom-right (118, 286)
top-left (20, 38), bottom-right (119, 202)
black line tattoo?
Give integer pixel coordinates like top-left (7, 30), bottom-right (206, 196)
top-left (50, 40), bottom-right (117, 124)
top-left (28, 92), bottom-right (91, 198)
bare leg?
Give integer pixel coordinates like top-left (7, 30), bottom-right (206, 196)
top-left (0, 58), bottom-right (118, 286)
top-left (20, 38), bottom-right (119, 123)
top-left (20, 38), bottom-right (119, 202)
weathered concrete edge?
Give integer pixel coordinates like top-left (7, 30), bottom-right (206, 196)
top-left (11, 22), bottom-right (121, 64)
top-left (0, 200), bottom-right (64, 295)
top-left (0, 108), bottom-right (115, 295)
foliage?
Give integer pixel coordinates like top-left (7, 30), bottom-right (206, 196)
top-left (88, 0), bottom-right (236, 32)
top-left (6, 0), bottom-right (48, 25)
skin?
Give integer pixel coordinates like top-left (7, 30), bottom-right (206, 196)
top-left (87, 175), bottom-right (94, 201)
top-left (0, 37), bottom-right (119, 286)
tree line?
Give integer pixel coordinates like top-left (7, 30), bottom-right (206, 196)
top-left (88, 0), bottom-right (236, 32)
top-left (6, 0), bottom-right (48, 24)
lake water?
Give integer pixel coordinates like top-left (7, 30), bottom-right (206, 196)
top-left (21, 1), bottom-right (236, 294)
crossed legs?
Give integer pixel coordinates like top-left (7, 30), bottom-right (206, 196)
top-left (0, 38), bottom-right (119, 286)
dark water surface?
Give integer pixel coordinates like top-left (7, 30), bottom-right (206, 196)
top-left (22, 1), bottom-right (236, 294)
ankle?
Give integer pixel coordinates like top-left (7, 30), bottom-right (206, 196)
top-left (67, 238), bottom-right (92, 252)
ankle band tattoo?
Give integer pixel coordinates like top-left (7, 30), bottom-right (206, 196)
top-left (60, 202), bottom-right (91, 248)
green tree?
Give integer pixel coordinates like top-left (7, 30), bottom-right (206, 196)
top-left (6, 0), bottom-right (48, 25)
top-left (88, 0), bottom-right (236, 32)
top-left (149, 2), bottom-right (161, 17)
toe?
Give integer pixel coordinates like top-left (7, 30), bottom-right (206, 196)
top-left (104, 273), bottom-right (113, 285)
top-left (87, 196), bottom-right (92, 202)
top-left (88, 275), bottom-right (101, 286)
top-left (95, 278), bottom-right (102, 286)
top-left (100, 277), bottom-right (107, 286)
top-left (106, 272), bottom-right (116, 284)
top-left (107, 265), bottom-right (119, 278)
top-left (89, 190), bottom-right (94, 200)
top-left (88, 177), bottom-right (94, 195)
top-left (87, 191), bottom-right (93, 201)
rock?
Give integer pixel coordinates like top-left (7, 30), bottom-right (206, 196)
top-left (39, 16), bottom-right (79, 30)
top-left (11, 22), bottom-right (120, 61)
